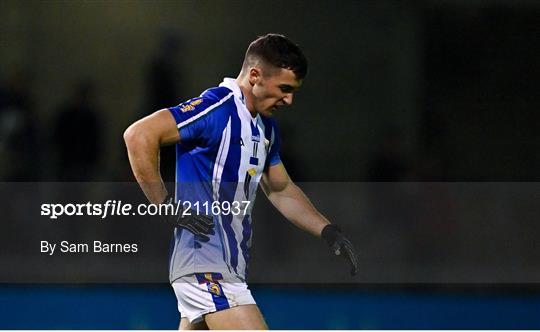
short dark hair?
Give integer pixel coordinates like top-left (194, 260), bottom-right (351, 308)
top-left (243, 33), bottom-right (308, 80)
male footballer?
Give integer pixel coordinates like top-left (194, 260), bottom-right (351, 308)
top-left (124, 34), bottom-right (358, 329)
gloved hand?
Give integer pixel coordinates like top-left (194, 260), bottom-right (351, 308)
top-left (162, 195), bottom-right (215, 242)
top-left (321, 224), bottom-right (359, 276)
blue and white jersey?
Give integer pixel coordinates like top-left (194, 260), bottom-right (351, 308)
top-left (167, 78), bottom-right (281, 282)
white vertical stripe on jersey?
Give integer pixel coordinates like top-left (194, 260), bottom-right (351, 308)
top-left (212, 116), bottom-right (233, 269)
top-left (230, 98), bottom-right (254, 276)
top-left (229, 98), bottom-right (269, 276)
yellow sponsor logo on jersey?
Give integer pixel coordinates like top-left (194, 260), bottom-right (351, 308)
top-left (180, 98), bottom-right (203, 112)
top-left (180, 105), bottom-right (193, 112)
top-left (247, 168), bottom-right (257, 176)
top-left (190, 99), bottom-right (203, 106)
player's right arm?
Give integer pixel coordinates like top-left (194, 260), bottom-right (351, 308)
top-left (123, 109), bottom-right (179, 204)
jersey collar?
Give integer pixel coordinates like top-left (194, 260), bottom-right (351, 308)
top-left (219, 77), bottom-right (258, 120)
top-left (219, 78), bottom-right (245, 104)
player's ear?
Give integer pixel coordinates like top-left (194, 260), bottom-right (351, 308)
top-left (248, 67), bottom-right (262, 86)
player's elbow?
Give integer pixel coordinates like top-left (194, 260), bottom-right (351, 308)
top-left (123, 122), bottom-right (146, 151)
top-left (123, 124), bottom-right (136, 148)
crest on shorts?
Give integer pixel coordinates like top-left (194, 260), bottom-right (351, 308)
top-left (208, 283), bottom-right (221, 296)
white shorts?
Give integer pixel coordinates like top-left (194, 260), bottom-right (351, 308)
top-left (171, 272), bottom-right (256, 324)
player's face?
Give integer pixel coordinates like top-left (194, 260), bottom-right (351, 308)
top-left (250, 67), bottom-right (302, 117)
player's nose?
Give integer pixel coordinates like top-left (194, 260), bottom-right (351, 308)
top-left (282, 93), bottom-right (293, 105)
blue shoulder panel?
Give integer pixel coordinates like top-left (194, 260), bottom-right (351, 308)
top-left (168, 87), bottom-right (234, 143)
top-left (261, 116), bottom-right (281, 169)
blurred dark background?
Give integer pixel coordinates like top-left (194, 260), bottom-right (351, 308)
top-left (2, 0), bottom-right (537, 183)
top-left (0, 0), bottom-right (539, 329)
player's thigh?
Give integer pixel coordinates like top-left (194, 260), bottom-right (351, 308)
top-left (179, 317), bottom-right (208, 330)
top-left (204, 303), bottom-right (268, 330)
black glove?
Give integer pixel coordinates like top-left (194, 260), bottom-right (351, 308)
top-left (162, 195), bottom-right (215, 242)
top-left (321, 224), bottom-right (359, 276)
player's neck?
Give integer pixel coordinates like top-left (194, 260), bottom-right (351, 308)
top-left (236, 76), bottom-right (258, 118)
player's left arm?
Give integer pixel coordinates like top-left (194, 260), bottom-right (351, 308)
top-left (261, 162), bottom-right (329, 237)
top-left (261, 162), bottom-right (358, 275)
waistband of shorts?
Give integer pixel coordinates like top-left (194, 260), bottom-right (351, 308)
top-left (170, 266), bottom-right (245, 283)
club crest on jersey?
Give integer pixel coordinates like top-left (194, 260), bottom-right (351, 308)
top-left (251, 134), bottom-right (260, 143)
top-left (180, 98), bottom-right (203, 113)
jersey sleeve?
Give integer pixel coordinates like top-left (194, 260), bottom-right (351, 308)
top-left (265, 121), bottom-right (282, 169)
top-left (168, 97), bottom-right (213, 143)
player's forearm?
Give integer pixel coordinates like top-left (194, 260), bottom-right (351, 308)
top-left (124, 126), bottom-right (167, 204)
top-left (267, 182), bottom-right (330, 237)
